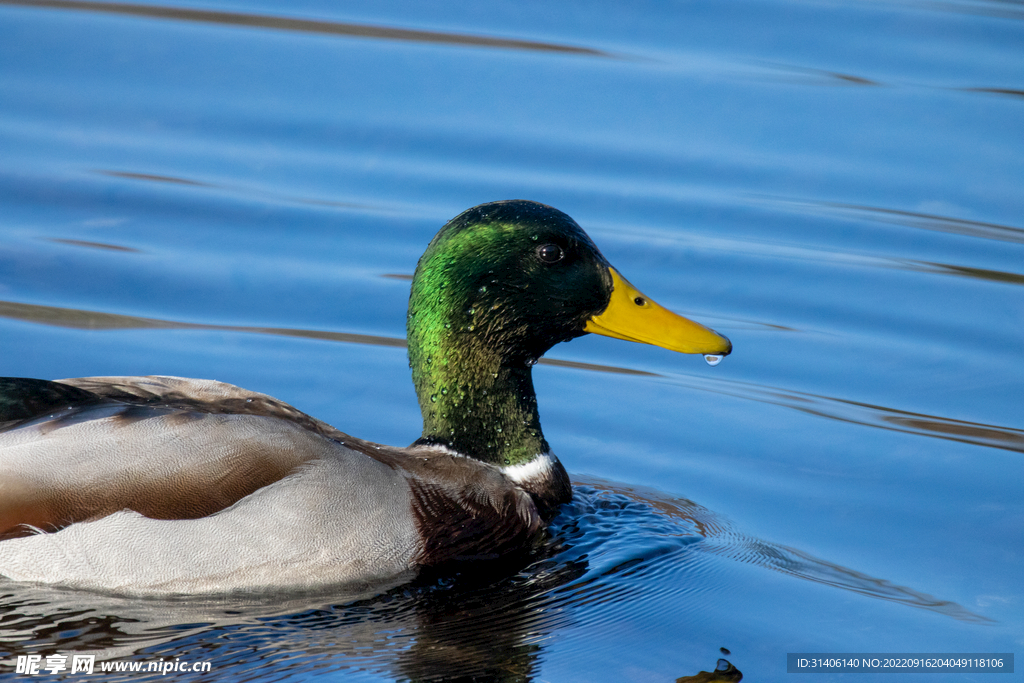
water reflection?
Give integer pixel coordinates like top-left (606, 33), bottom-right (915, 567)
top-left (680, 377), bottom-right (1024, 455)
top-left (676, 659), bottom-right (743, 683)
top-left (94, 170), bottom-right (207, 188)
top-left (92, 169), bottom-right (380, 211)
top-left (71, 173), bottom-right (1024, 297)
top-left (0, 299), bottom-right (659, 377)
top-left (785, 199), bottom-right (1024, 245)
top-left (704, 378), bottom-right (1024, 454)
top-left (963, 87), bottom-right (1024, 99)
top-left (4, 298), bottom-right (1021, 454)
top-left (1, 0), bottom-right (607, 56)
top-left (922, 0), bottom-right (1024, 21)
top-left (46, 239), bottom-right (141, 253)
top-left (915, 261), bottom-right (1024, 286)
top-left (0, 299), bottom-right (406, 348)
top-left (754, 61), bottom-right (880, 87)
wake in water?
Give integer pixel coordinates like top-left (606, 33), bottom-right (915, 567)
top-left (566, 477), bottom-right (986, 624)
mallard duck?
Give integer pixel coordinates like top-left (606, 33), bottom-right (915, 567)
top-left (0, 200), bottom-right (730, 594)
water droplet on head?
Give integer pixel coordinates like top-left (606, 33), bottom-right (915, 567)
top-left (430, 394), bottom-right (437, 402)
top-left (704, 354), bottom-right (724, 367)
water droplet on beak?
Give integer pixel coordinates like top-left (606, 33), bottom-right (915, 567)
top-left (704, 354), bottom-right (724, 367)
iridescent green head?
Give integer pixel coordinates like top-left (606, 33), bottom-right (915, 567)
top-left (407, 200), bottom-right (731, 468)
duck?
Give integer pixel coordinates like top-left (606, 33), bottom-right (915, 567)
top-left (0, 200), bottom-right (731, 594)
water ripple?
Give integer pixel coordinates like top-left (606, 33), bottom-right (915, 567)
top-left (2, 0), bottom-right (608, 56)
top-left (569, 480), bottom-right (987, 623)
top-left (91, 169), bottom-right (385, 212)
top-left (911, 261), bottom-right (1024, 286)
top-left (4, 298), bottom-right (1021, 454)
top-left (0, 299), bottom-right (660, 377)
top-left (962, 86), bottom-right (1024, 99)
top-left (783, 199), bottom-right (1024, 245)
top-left (666, 374), bottom-right (1024, 454)
top-left (46, 239), bottom-right (141, 254)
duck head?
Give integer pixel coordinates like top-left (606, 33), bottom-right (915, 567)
top-left (407, 200), bottom-right (731, 469)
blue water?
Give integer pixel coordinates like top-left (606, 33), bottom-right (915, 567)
top-left (1, 0), bottom-right (1022, 681)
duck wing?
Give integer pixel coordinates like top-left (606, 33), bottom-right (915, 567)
top-left (0, 376), bottom-right (341, 540)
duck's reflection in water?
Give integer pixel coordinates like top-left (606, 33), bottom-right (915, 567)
top-left (677, 658), bottom-right (744, 682)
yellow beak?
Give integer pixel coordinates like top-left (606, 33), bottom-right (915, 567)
top-left (584, 268), bottom-right (732, 356)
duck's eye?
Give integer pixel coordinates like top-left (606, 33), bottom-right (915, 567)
top-left (536, 244), bottom-right (564, 263)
